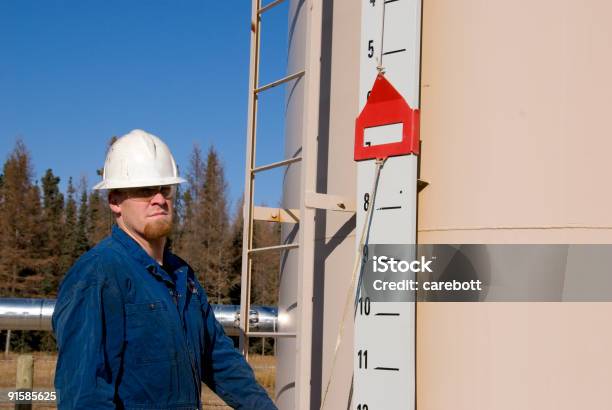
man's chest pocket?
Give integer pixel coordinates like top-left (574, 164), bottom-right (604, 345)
top-left (183, 295), bottom-right (207, 354)
top-left (124, 301), bottom-right (178, 365)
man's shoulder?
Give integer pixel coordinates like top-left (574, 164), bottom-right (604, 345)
top-left (59, 236), bottom-right (125, 290)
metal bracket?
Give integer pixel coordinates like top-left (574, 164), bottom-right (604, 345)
top-left (253, 206), bottom-right (300, 223)
top-left (417, 179), bottom-right (429, 192)
top-left (305, 191), bottom-right (356, 212)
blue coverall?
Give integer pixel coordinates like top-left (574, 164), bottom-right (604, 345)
top-left (52, 225), bottom-right (277, 410)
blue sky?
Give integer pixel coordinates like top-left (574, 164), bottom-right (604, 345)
top-left (0, 1), bottom-right (290, 211)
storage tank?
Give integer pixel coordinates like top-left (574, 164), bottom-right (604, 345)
top-left (277, 0), bottom-right (612, 409)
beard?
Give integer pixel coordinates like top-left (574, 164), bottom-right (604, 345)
top-left (143, 218), bottom-right (173, 240)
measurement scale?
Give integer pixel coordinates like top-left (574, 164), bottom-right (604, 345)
top-left (353, 0), bottom-right (422, 409)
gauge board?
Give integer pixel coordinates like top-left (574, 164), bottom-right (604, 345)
top-left (354, 0), bottom-right (422, 409)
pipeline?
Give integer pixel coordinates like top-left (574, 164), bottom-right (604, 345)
top-left (0, 298), bottom-right (277, 336)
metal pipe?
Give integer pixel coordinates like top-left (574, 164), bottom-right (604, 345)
top-left (0, 298), bottom-right (278, 336)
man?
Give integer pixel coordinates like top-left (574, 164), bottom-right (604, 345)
top-left (52, 129), bottom-right (277, 410)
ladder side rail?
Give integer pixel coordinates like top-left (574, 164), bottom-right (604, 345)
top-left (239, 0), bottom-right (263, 357)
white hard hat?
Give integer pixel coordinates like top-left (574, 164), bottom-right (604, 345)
top-left (93, 129), bottom-right (186, 190)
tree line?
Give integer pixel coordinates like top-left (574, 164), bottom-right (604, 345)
top-left (0, 139), bottom-right (280, 352)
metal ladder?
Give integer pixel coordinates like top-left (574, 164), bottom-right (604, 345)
top-left (240, 2), bottom-right (356, 408)
top-left (239, 1), bottom-right (322, 409)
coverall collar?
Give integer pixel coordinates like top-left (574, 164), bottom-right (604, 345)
top-left (111, 224), bottom-right (178, 286)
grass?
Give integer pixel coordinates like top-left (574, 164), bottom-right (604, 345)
top-left (0, 353), bottom-right (276, 409)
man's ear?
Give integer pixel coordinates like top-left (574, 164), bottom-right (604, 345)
top-left (108, 190), bottom-right (124, 215)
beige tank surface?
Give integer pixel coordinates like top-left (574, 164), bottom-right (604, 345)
top-left (277, 1), bottom-right (360, 408)
top-left (417, 0), bottom-right (612, 409)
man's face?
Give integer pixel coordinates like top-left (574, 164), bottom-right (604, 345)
top-left (110, 185), bottom-right (176, 241)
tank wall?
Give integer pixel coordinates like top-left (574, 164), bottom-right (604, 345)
top-left (418, 0), bottom-right (612, 244)
top-left (279, 0), bottom-right (612, 408)
top-left (278, 1), bottom-right (361, 409)
top-left (276, 1), bottom-right (306, 408)
top-left (310, 1), bottom-right (361, 408)
top-left (417, 1), bottom-right (612, 409)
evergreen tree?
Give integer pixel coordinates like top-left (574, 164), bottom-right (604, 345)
top-left (88, 190), bottom-right (111, 245)
top-left (27, 183), bottom-right (46, 284)
top-left (199, 146), bottom-right (230, 303)
top-left (40, 169), bottom-right (64, 254)
top-left (39, 169), bottom-right (64, 293)
top-left (226, 198), bottom-right (245, 304)
top-left (173, 144), bottom-right (235, 303)
top-left (168, 174), bottom-right (184, 252)
top-left (0, 140), bottom-right (41, 297)
top-left (174, 144), bottom-right (207, 275)
top-left (187, 144), bottom-right (206, 204)
top-left (61, 177), bottom-right (78, 269)
top-left (85, 135), bottom-right (117, 246)
top-left (75, 178), bottom-right (90, 254)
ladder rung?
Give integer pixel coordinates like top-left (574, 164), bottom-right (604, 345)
top-left (246, 331), bottom-right (296, 338)
top-left (252, 156), bottom-right (302, 173)
top-left (249, 243), bottom-right (299, 254)
top-left (258, 0), bottom-right (286, 14)
top-left (255, 70), bottom-right (305, 94)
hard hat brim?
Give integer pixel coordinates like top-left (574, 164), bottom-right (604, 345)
top-left (93, 176), bottom-right (187, 190)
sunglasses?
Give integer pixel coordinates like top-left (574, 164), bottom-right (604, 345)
top-left (120, 185), bottom-right (177, 202)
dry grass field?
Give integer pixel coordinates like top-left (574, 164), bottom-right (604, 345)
top-left (0, 353), bottom-right (276, 409)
